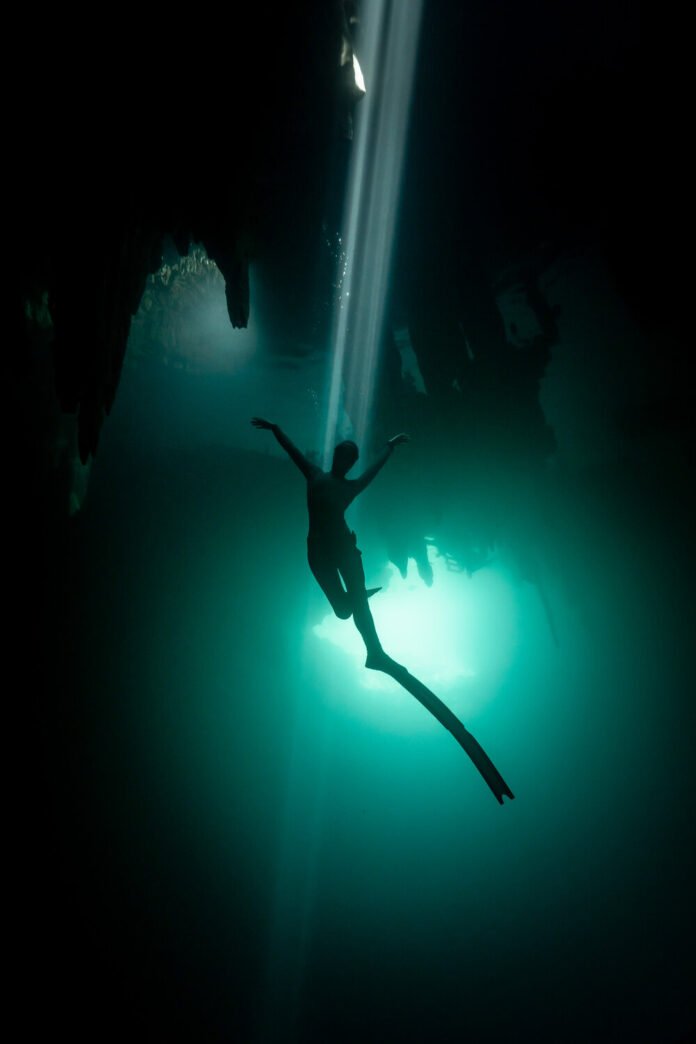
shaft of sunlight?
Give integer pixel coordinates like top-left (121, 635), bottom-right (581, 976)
top-left (322, 0), bottom-right (423, 465)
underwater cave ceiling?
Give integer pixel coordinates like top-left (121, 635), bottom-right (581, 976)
top-left (15, 2), bottom-right (685, 476)
top-left (18, 2), bottom-right (354, 462)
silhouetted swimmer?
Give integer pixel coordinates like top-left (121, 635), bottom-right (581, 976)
top-left (251, 417), bottom-right (514, 802)
top-left (251, 417), bottom-right (409, 667)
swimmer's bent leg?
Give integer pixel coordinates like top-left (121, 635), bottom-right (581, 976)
top-left (338, 547), bottom-right (384, 659)
top-left (307, 543), bottom-right (352, 619)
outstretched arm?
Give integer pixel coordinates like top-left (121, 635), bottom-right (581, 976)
top-left (351, 433), bottom-right (410, 496)
top-left (251, 417), bottom-right (317, 480)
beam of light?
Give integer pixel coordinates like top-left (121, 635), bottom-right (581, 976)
top-left (311, 546), bottom-right (520, 732)
top-left (322, 0), bottom-right (423, 466)
top-left (352, 54), bottom-right (365, 94)
top-left (261, 11), bottom-right (424, 1024)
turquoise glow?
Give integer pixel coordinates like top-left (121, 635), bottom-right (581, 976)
top-left (311, 544), bottom-right (519, 730)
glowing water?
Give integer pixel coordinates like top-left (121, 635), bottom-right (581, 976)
top-left (312, 545), bottom-right (519, 730)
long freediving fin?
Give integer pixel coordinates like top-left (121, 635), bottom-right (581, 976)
top-left (367, 654), bottom-right (514, 804)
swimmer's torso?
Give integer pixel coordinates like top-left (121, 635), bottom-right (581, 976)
top-left (306, 470), bottom-right (356, 545)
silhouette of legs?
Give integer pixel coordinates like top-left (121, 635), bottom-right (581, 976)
top-left (349, 591), bottom-right (384, 662)
top-left (337, 543), bottom-right (385, 661)
top-left (307, 551), bottom-right (353, 619)
top-left (308, 535), bottom-right (384, 659)
top-left (307, 536), bottom-right (514, 802)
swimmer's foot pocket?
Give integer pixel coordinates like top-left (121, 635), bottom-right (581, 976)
top-left (365, 650), bottom-right (405, 673)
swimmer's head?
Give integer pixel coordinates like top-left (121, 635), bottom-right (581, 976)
top-left (331, 440), bottom-right (359, 477)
